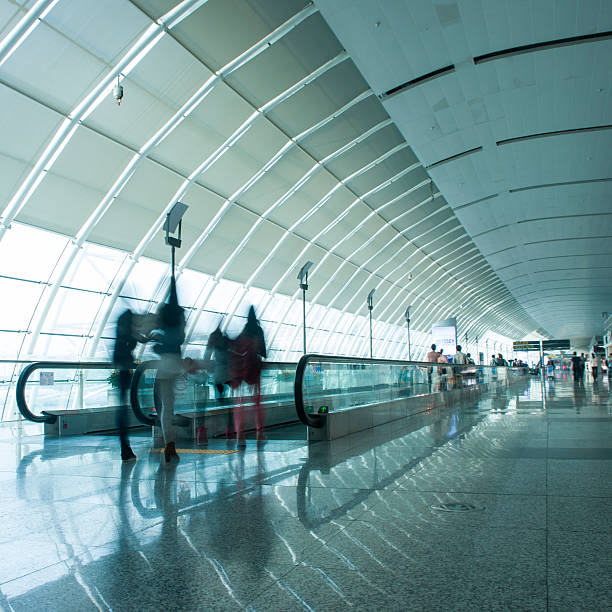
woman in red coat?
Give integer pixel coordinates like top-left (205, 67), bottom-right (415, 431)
top-left (232, 306), bottom-right (267, 446)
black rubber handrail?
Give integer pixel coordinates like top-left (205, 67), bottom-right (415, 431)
top-left (130, 360), bottom-right (159, 426)
top-left (294, 355), bottom-right (326, 428)
top-left (130, 360), bottom-right (298, 427)
top-left (16, 361), bottom-right (115, 423)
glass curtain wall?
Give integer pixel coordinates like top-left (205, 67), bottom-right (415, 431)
top-left (0, 221), bottom-right (419, 421)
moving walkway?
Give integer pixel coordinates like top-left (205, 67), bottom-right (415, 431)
top-left (15, 355), bottom-right (527, 441)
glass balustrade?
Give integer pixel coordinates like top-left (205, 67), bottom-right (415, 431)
top-left (133, 361), bottom-right (297, 420)
top-left (295, 355), bottom-right (524, 426)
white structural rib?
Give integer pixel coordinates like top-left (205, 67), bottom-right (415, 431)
top-left (181, 90), bottom-right (374, 342)
top-left (306, 189), bottom-right (441, 348)
top-left (375, 256), bottom-right (487, 354)
top-left (176, 51), bottom-right (350, 274)
top-left (279, 195), bottom-right (463, 356)
top-left (19, 2), bottom-right (317, 356)
top-left (337, 225), bottom-right (471, 356)
top-left (0, 0), bottom-right (59, 67)
top-left (251, 151), bottom-right (417, 338)
top-left (317, 223), bottom-right (464, 356)
top-left (183, 124), bottom-right (402, 343)
top-left (0, 0), bottom-right (211, 240)
top-left (311, 227), bottom-right (458, 356)
top-left (87, 39), bottom-right (345, 356)
top-left (280, 180), bottom-right (436, 353)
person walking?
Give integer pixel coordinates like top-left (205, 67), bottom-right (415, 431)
top-left (453, 345), bottom-right (467, 365)
top-left (203, 324), bottom-right (233, 439)
top-left (153, 278), bottom-right (185, 463)
top-left (426, 344), bottom-right (439, 363)
top-left (233, 306), bottom-right (267, 446)
top-left (437, 348), bottom-right (449, 390)
top-left (591, 353), bottom-right (600, 382)
top-left (570, 351), bottom-right (582, 383)
top-left (426, 344), bottom-right (439, 389)
top-left (113, 309), bottom-right (138, 461)
top-left (579, 353), bottom-right (586, 382)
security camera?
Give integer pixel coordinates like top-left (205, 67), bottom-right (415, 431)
top-left (113, 82), bottom-right (124, 106)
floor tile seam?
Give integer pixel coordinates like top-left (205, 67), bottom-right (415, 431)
top-left (0, 557), bottom-right (71, 588)
top-left (376, 489), bottom-right (547, 500)
top-left (545, 493), bottom-right (612, 499)
top-left (334, 518), bottom-right (549, 532)
top-left (245, 563), bottom-right (305, 607)
top-left (393, 487), bottom-right (547, 496)
top-left (545, 527), bottom-right (612, 534)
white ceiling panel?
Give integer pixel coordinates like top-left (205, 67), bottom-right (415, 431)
top-left (45, 0), bottom-right (149, 65)
top-left (1, 21), bottom-right (107, 111)
top-left (316, 0), bottom-right (612, 339)
top-left (0, 0), bottom-right (558, 354)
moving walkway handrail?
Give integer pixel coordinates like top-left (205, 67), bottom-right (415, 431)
top-left (16, 361), bottom-right (115, 423)
top-left (294, 354), bottom-right (442, 429)
top-left (130, 359), bottom-right (298, 427)
top-left (293, 354), bottom-right (526, 429)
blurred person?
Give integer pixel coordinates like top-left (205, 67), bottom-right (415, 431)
top-left (426, 344), bottom-right (439, 362)
top-left (152, 278), bottom-right (185, 463)
top-left (496, 353), bottom-right (507, 366)
top-left (203, 323), bottom-right (234, 439)
top-left (466, 353), bottom-right (475, 365)
top-left (570, 351), bottom-right (581, 383)
top-left (113, 309), bottom-right (138, 461)
top-left (490, 354), bottom-right (497, 366)
top-left (113, 311), bottom-right (155, 461)
top-left (426, 344), bottom-right (439, 390)
top-left (591, 353), bottom-right (600, 382)
top-left (232, 306), bottom-right (267, 446)
top-left (579, 353), bottom-right (586, 381)
top-left (453, 345), bottom-right (467, 365)
top-left (437, 348), bottom-right (449, 390)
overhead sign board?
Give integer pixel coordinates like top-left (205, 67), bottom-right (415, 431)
top-left (542, 339), bottom-right (570, 351)
top-left (513, 339), bottom-right (570, 352)
top-left (513, 341), bottom-right (540, 351)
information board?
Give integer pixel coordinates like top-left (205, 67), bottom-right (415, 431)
top-left (39, 372), bottom-right (54, 386)
top-left (432, 318), bottom-right (457, 356)
top-left (513, 341), bottom-right (540, 351)
top-left (513, 339), bottom-right (570, 352)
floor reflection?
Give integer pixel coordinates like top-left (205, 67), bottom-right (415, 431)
top-left (2, 377), bottom-right (610, 610)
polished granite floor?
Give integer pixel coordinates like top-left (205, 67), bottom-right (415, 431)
top-left (0, 375), bottom-right (610, 611)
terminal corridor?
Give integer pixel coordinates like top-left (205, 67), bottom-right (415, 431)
top-left (1, 375), bottom-right (610, 611)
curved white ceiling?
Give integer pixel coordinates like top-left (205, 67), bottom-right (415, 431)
top-left (315, 0), bottom-right (612, 340)
top-left (0, 0), bottom-right (546, 355)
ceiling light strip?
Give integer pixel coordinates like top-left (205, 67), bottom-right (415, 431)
top-left (380, 64), bottom-right (455, 99)
top-left (426, 146), bottom-right (482, 170)
top-left (509, 177), bottom-right (612, 193)
top-left (497, 124), bottom-right (612, 146)
top-left (0, 0), bottom-right (59, 67)
top-left (0, 0), bottom-right (209, 239)
top-left (474, 30), bottom-right (612, 64)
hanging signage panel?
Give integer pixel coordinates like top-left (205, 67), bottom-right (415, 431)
top-left (432, 318), bottom-right (456, 356)
top-left (541, 339), bottom-right (570, 351)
